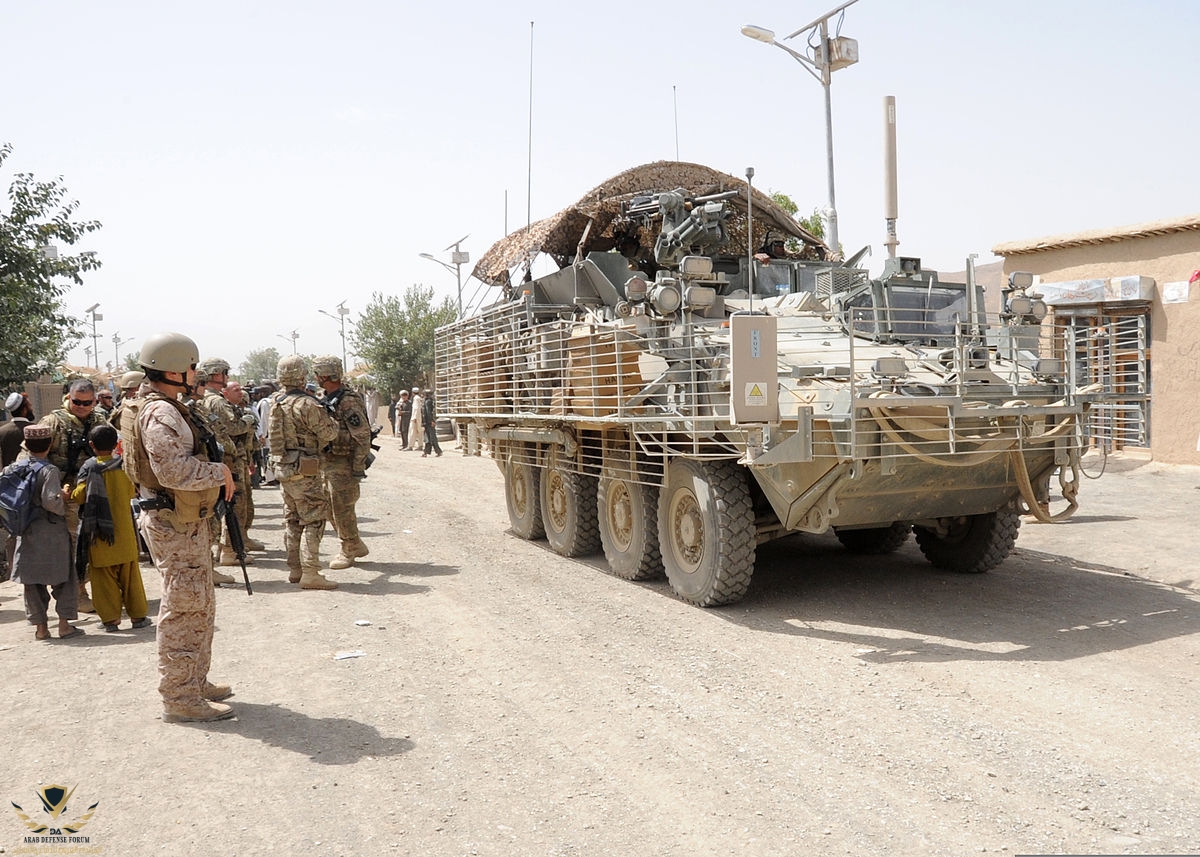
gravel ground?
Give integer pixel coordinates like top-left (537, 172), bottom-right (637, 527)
top-left (1, 440), bottom-right (1197, 856)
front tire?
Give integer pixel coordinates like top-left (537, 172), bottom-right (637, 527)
top-left (504, 442), bottom-right (545, 540)
top-left (913, 509), bottom-right (1020, 573)
top-left (657, 459), bottom-right (755, 607)
top-left (540, 447), bottom-right (600, 557)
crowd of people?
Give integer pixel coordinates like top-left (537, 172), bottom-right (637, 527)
top-left (386, 387), bottom-right (443, 457)
top-left (0, 334), bottom-right (391, 724)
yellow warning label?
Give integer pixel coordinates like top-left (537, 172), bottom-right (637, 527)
top-left (745, 382), bottom-right (766, 407)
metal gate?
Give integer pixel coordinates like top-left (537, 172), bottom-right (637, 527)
top-left (1061, 309), bottom-right (1150, 450)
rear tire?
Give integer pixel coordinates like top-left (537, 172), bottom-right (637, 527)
top-left (913, 509), bottom-right (1020, 573)
top-left (657, 459), bottom-right (755, 607)
top-left (834, 522), bottom-right (911, 554)
top-left (598, 465), bottom-right (662, 580)
top-left (503, 442), bottom-right (544, 540)
top-left (540, 447), bottom-right (600, 557)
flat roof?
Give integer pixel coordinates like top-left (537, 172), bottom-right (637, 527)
top-left (993, 213), bottom-right (1200, 257)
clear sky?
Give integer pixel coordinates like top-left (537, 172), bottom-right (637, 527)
top-left (5, 0), bottom-right (1197, 374)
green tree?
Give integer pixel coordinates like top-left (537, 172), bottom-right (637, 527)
top-left (352, 284), bottom-right (456, 396)
top-left (239, 346), bottom-right (282, 382)
top-left (769, 191), bottom-right (826, 254)
top-left (0, 143), bottom-right (102, 385)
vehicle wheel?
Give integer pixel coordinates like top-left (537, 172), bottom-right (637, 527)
top-left (657, 458), bottom-right (755, 607)
top-left (834, 522), bottom-right (912, 554)
top-left (540, 447), bottom-right (600, 557)
top-left (913, 508), bottom-right (1020, 573)
top-left (598, 465), bottom-right (662, 580)
top-left (504, 442), bottom-right (544, 540)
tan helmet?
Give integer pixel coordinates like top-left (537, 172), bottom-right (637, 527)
top-left (139, 332), bottom-right (200, 373)
top-left (277, 354), bottom-right (309, 386)
top-left (198, 357), bottom-right (230, 376)
top-left (119, 370), bottom-right (146, 391)
top-left (312, 355), bottom-right (342, 381)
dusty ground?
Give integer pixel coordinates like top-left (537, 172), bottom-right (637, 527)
top-left (1, 438), bottom-right (1198, 856)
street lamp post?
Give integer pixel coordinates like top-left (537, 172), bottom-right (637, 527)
top-left (319, 301), bottom-right (350, 369)
top-left (84, 302), bottom-right (103, 369)
top-left (277, 330), bottom-right (299, 354)
top-left (420, 233), bottom-right (470, 318)
top-left (741, 0), bottom-right (859, 257)
top-left (113, 332), bottom-right (132, 370)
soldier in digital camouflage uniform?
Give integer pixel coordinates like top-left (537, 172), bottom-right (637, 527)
top-left (222, 381), bottom-right (260, 534)
top-left (313, 356), bottom-right (373, 570)
top-left (194, 359), bottom-right (266, 581)
top-left (125, 332), bottom-right (235, 723)
top-left (268, 355), bottom-right (340, 590)
top-left (40, 377), bottom-right (107, 613)
top-left (189, 364), bottom-right (236, 585)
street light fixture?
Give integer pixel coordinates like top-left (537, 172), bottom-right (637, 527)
top-left (420, 233), bottom-right (470, 318)
top-left (741, 0), bottom-right (859, 257)
top-left (84, 302), bottom-right (103, 369)
top-left (318, 301), bottom-right (350, 370)
top-left (277, 330), bottom-right (299, 354)
top-left (112, 331), bottom-right (133, 370)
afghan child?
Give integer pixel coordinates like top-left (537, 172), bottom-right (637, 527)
top-left (69, 423), bottom-right (150, 632)
top-left (11, 424), bottom-right (79, 640)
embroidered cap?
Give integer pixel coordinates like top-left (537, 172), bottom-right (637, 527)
top-left (4, 392), bottom-right (24, 412)
top-left (23, 424), bottom-right (51, 440)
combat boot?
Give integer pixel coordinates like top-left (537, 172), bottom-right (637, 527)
top-left (162, 699), bottom-right (235, 723)
top-left (287, 565), bottom-right (302, 584)
top-left (202, 681), bottom-right (234, 702)
top-left (298, 570), bottom-right (338, 590)
top-left (212, 568), bottom-right (236, 586)
top-left (329, 553), bottom-right (355, 570)
top-left (219, 547), bottom-right (254, 567)
top-left (348, 540), bottom-right (370, 559)
top-left (243, 536), bottom-right (267, 551)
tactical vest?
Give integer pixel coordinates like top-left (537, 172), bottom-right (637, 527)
top-left (120, 391), bottom-right (221, 524)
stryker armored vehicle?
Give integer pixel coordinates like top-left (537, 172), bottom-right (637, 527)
top-left (434, 161), bottom-right (1120, 606)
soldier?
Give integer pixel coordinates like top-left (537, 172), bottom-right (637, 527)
top-left (195, 359), bottom-right (265, 579)
top-left (40, 378), bottom-right (106, 612)
top-left (123, 332), bottom-right (236, 723)
top-left (313, 356), bottom-right (372, 570)
top-left (268, 355), bottom-right (340, 590)
top-left (107, 371), bottom-right (146, 435)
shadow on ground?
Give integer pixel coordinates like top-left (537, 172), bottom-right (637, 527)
top-left (195, 701), bottom-right (415, 764)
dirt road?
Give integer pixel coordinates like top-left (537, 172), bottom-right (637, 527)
top-left (2, 440), bottom-right (1197, 856)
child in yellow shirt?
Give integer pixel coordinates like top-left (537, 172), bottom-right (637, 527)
top-left (70, 423), bottom-right (150, 632)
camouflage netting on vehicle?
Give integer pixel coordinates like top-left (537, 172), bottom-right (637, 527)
top-left (472, 161), bottom-right (829, 288)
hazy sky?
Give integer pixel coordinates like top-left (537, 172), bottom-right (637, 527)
top-left (5, 0), bottom-right (1197, 374)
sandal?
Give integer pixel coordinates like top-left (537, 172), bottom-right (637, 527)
top-left (58, 626), bottom-right (85, 640)
top-left (131, 617), bottom-right (153, 629)
top-left (103, 623), bottom-right (120, 633)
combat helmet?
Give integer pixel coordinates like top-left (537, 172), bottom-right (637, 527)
top-left (198, 357), bottom-right (230, 376)
top-left (277, 354), bottom-right (309, 387)
top-left (119, 370), bottom-right (146, 391)
top-left (312, 355), bottom-right (343, 381)
top-left (139, 332), bottom-right (200, 374)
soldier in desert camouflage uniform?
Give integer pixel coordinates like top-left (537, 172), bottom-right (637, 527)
top-left (313, 356), bottom-right (373, 570)
top-left (194, 359), bottom-right (266, 581)
top-left (268, 355), bottom-right (340, 590)
top-left (124, 332), bottom-right (235, 723)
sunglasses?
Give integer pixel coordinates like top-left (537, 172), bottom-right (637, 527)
top-left (71, 398), bottom-right (96, 406)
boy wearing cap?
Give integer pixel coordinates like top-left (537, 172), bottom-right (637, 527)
top-left (9, 424), bottom-right (80, 640)
top-left (1, 392), bottom-right (35, 468)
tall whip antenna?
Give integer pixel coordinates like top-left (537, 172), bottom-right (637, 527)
top-left (527, 21), bottom-right (535, 232)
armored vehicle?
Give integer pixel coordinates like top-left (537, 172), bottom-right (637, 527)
top-left (435, 161), bottom-right (1122, 606)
